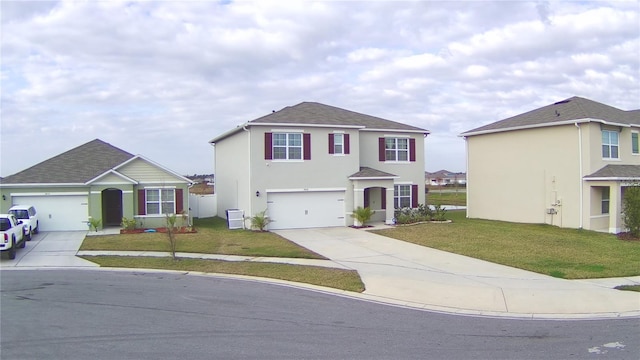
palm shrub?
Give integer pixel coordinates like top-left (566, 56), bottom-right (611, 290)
top-left (352, 206), bottom-right (374, 227)
top-left (250, 210), bottom-right (271, 231)
top-left (622, 185), bottom-right (640, 238)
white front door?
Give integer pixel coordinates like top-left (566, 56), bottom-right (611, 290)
top-left (267, 191), bottom-right (345, 230)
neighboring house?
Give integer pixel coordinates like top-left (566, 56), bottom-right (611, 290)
top-left (425, 170), bottom-right (467, 186)
top-left (0, 139), bottom-right (192, 231)
top-left (210, 102), bottom-right (429, 230)
top-left (460, 96), bottom-right (640, 234)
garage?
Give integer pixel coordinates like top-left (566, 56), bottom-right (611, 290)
top-left (12, 194), bottom-right (89, 231)
top-left (267, 191), bottom-right (345, 230)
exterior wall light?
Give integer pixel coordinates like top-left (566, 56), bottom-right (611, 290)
top-left (256, 191), bottom-right (260, 197)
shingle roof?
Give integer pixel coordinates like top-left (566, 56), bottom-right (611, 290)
top-left (584, 165), bottom-right (640, 180)
top-left (250, 102), bottom-right (428, 132)
top-left (461, 96), bottom-right (640, 136)
top-left (1, 139), bottom-right (134, 184)
top-left (349, 167), bottom-right (397, 179)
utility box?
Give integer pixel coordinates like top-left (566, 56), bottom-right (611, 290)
top-left (225, 209), bottom-right (245, 230)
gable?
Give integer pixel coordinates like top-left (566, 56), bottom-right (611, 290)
top-left (87, 170), bottom-right (137, 185)
top-left (117, 157), bottom-right (189, 184)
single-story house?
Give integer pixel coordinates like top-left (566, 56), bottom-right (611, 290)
top-left (0, 139), bottom-right (192, 231)
top-left (210, 102), bottom-right (429, 230)
top-left (460, 96), bottom-right (640, 233)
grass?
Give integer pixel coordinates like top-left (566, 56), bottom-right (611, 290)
top-left (372, 210), bottom-right (640, 279)
top-left (81, 217), bottom-right (324, 259)
top-left (615, 285), bottom-right (640, 292)
top-left (426, 190), bottom-right (466, 206)
top-left (80, 217), bottom-right (365, 292)
top-left (81, 256), bottom-right (365, 292)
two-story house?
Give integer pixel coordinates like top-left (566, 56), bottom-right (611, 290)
top-left (210, 102), bottom-right (429, 230)
top-left (460, 96), bottom-right (640, 233)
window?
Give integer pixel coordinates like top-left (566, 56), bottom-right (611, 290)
top-left (601, 187), bottom-right (610, 214)
top-left (145, 189), bottom-right (175, 215)
top-left (602, 130), bottom-right (619, 159)
top-left (632, 132), bottom-right (639, 155)
top-left (394, 185), bottom-right (411, 208)
top-left (333, 133), bottom-right (344, 154)
top-left (273, 133), bottom-right (302, 160)
top-left (386, 138), bottom-right (409, 161)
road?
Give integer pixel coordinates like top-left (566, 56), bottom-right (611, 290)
top-left (1, 270), bottom-right (637, 359)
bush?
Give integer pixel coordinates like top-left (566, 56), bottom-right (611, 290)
top-left (393, 204), bottom-right (447, 224)
top-left (622, 186), bottom-right (640, 238)
top-left (88, 217), bottom-right (102, 232)
top-left (121, 217), bottom-right (137, 230)
top-left (250, 210), bottom-right (271, 231)
top-left (351, 206), bottom-right (374, 227)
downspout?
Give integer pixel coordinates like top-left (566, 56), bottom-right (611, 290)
top-left (575, 122), bottom-right (583, 228)
top-left (243, 125), bottom-right (251, 217)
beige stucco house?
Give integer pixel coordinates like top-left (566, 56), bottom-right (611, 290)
top-left (0, 139), bottom-right (192, 231)
top-left (210, 102), bottom-right (429, 230)
top-left (460, 96), bottom-right (640, 233)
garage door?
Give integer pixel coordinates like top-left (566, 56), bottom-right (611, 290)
top-left (267, 191), bottom-right (345, 230)
top-left (12, 194), bottom-right (89, 231)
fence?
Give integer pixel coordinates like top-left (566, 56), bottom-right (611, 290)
top-left (189, 194), bottom-right (217, 218)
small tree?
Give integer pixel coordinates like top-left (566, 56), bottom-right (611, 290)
top-left (250, 210), bottom-right (271, 231)
top-left (88, 217), bottom-right (102, 232)
top-left (622, 185), bottom-right (640, 238)
top-left (165, 213), bottom-right (179, 260)
top-left (351, 206), bottom-right (374, 227)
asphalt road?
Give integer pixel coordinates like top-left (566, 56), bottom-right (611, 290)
top-left (1, 270), bottom-right (638, 360)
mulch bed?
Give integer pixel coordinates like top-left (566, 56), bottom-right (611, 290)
top-left (617, 232), bottom-right (640, 241)
top-left (120, 227), bottom-right (197, 234)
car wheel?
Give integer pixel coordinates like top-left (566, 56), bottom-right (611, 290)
top-left (26, 228), bottom-right (32, 241)
top-left (34, 223), bottom-right (39, 234)
top-left (8, 238), bottom-right (16, 260)
top-left (19, 237), bottom-right (26, 249)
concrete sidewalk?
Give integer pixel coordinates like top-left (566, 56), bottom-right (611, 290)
top-left (274, 227), bottom-right (640, 319)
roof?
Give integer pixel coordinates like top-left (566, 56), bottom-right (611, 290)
top-left (584, 165), bottom-right (640, 180)
top-left (1, 139), bottom-right (134, 184)
top-left (461, 96), bottom-right (640, 137)
top-left (211, 102), bottom-right (429, 143)
top-left (425, 170), bottom-right (466, 179)
top-left (349, 167), bottom-right (397, 179)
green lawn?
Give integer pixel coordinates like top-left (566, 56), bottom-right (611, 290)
top-left (81, 217), bottom-right (325, 259)
top-left (426, 190), bottom-right (466, 206)
top-left (372, 210), bottom-right (640, 279)
top-left (80, 217), bottom-right (366, 292)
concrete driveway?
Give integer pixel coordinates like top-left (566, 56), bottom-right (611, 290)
top-left (0, 231), bottom-right (98, 268)
top-left (274, 227), bottom-right (640, 319)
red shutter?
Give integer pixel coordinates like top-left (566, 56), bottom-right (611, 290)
top-left (409, 138), bottom-right (416, 162)
top-left (378, 137), bottom-right (385, 161)
top-left (303, 133), bottom-right (311, 160)
top-left (381, 188), bottom-right (386, 209)
top-left (138, 189), bottom-right (146, 215)
top-left (411, 185), bottom-right (419, 208)
top-left (265, 132), bottom-right (273, 160)
top-left (344, 134), bottom-right (350, 154)
top-left (175, 189), bottom-right (184, 214)
top-left (328, 133), bottom-right (334, 154)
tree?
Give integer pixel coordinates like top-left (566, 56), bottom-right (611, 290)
top-left (165, 213), bottom-right (179, 260)
top-left (622, 185), bottom-right (640, 238)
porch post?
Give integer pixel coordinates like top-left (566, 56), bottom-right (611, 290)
top-left (385, 187), bottom-right (395, 225)
top-left (353, 187), bottom-right (365, 226)
top-left (609, 184), bottom-right (621, 234)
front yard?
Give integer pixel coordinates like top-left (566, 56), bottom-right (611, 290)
top-left (373, 210), bottom-right (640, 279)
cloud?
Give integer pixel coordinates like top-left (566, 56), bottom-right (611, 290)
top-left (1, 0), bottom-right (638, 176)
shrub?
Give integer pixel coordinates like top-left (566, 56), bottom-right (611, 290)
top-left (393, 204), bottom-right (448, 224)
top-left (622, 185), bottom-right (640, 238)
top-left (250, 210), bottom-right (271, 231)
top-left (351, 206), bottom-right (374, 227)
top-left (431, 204), bottom-right (448, 221)
top-left (121, 217), bottom-right (137, 230)
top-left (88, 217), bottom-right (102, 232)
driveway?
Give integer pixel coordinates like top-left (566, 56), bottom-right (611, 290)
top-left (274, 227), bottom-right (640, 318)
top-left (0, 231), bottom-right (98, 268)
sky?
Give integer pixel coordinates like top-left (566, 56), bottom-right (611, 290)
top-left (1, 0), bottom-right (639, 178)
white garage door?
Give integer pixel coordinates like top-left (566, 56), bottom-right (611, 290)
top-left (12, 194), bottom-right (89, 231)
top-left (267, 191), bottom-right (345, 230)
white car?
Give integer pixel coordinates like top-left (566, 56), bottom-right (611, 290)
top-left (8, 205), bottom-right (39, 240)
top-left (1, 214), bottom-right (26, 259)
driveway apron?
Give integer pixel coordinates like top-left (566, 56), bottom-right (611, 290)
top-left (274, 227), bottom-right (640, 318)
top-left (0, 232), bottom-right (98, 268)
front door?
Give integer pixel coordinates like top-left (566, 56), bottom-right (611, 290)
top-left (102, 189), bottom-right (123, 226)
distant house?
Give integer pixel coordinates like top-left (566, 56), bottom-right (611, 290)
top-left (425, 170), bottom-right (467, 186)
top-left (460, 96), bottom-right (640, 233)
top-left (210, 102), bottom-right (429, 230)
top-left (0, 139), bottom-right (192, 231)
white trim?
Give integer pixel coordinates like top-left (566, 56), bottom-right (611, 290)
top-left (460, 118), bottom-right (632, 137)
top-left (348, 176), bottom-right (398, 180)
top-left (383, 134), bottom-right (410, 138)
top-left (86, 169), bottom-right (138, 185)
top-left (585, 177), bottom-right (640, 181)
top-left (11, 192), bottom-right (88, 197)
top-left (589, 214), bottom-right (609, 219)
top-left (394, 181), bottom-right (413, 185)
top-left (1, 183), bottom-right (85, 187)
top-left (255, 123), bottom-right (364, 130)
top-left (265, 187), bottom-right (346, 193)
top-left (362, 128), bottom-right (428, 134)
top-left (143, 185), bottom-right (177, 189)
top-left (384, 161), bottom-right (411, 164)
top-left (271, 159), bottom-right (304, 163)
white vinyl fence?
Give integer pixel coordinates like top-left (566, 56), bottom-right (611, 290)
top-left (189, 194), bottom-right (217, 219)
